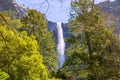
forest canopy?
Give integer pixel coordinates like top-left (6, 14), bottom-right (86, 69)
top-left (0, 0), bottom-right (120, 80)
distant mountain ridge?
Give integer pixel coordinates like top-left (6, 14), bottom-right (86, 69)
top-left (97, 0), bottom-right (120, 37)
top-left (98, 0), bottom-right (120, 17)
top-left (0, 0), bottom-right (120, 37)
top-left (0, 0), bottom-right (26, 18)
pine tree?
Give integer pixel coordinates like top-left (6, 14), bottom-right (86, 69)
top-left (57, 0), bottom-right (120, 79)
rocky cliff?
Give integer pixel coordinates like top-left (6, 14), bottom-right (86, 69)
top-left (0, 0), bottom-right (26, 18)
top-left (98, 0), bottom-right (120, 37)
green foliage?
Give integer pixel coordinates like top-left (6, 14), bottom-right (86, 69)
top-left (10, 19), bottom-right (23, 29)
top-left (1, 1), bottom-right (120, 80)
top-left (0, 12), bottom-right (11, 27)
top-left (0, 26), bottom-right (48, 80)
top-left (0, 10), bottom-right (60, 80)
top-left (20, 9), bottom-right (57, 73)
top-left (58, 0), bottom-right (120, 80)
top-left (0, 71), bottom-right (9, 80)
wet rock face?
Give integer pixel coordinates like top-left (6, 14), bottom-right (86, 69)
top-left (0, 0), bottom-right (26, 18)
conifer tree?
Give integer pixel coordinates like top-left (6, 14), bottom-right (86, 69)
top-left (56, 0), bottom-right (120, 79)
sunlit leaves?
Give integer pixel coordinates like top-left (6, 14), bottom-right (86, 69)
top-left (0, 71), bottom-right (9, 80)
top-left (20, 9), bottom-right (57, 76)
top-left (0, 26), bottom-right (48, 80)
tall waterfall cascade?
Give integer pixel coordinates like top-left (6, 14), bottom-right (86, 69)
top-left (56, 22), bottom-right (65, 68)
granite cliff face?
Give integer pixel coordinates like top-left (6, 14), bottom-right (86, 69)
top-left (0, 0), bottom-right (120, 36)
top-left (98, 0), bottom-right (120, 37)
top-left (98, 0), bottom-right (120, 17)
top-left (0, 0), bottom-right (26, 18)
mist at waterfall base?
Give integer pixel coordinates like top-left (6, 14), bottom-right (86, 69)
top-left (56, 22), bottom-right (65, 68)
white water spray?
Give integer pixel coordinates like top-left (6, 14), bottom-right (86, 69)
top-left (56, 22), bottom-right (65, 68)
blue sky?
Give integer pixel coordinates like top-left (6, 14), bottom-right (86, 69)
top-left (16, 0), bottom-right (115, 23)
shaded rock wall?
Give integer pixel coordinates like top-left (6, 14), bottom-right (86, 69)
top-left (0, 0), bottom-right (26, 18)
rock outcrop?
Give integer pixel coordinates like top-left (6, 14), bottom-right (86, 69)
top-left (0, 0), bottom-right (26, 18)
top-left (98, 0), bottom-right (120, 37)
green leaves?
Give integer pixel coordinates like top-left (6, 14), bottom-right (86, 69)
top-left (20, 9), bottom-right (58, 73)
top-left (0, 9), bottom-right (60, 80)
top-left (0, 71), bottom-right (9, 80)
top-left (60, 0), bottom-right (120, 79)
top-left (0, 25), bottom-right (48, 80)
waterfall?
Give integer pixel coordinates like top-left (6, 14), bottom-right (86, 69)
top-left (56, 22), bottom-right (65, 68)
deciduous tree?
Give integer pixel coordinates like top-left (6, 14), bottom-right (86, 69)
top-left (20, 9), bottom-right (58, 74)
